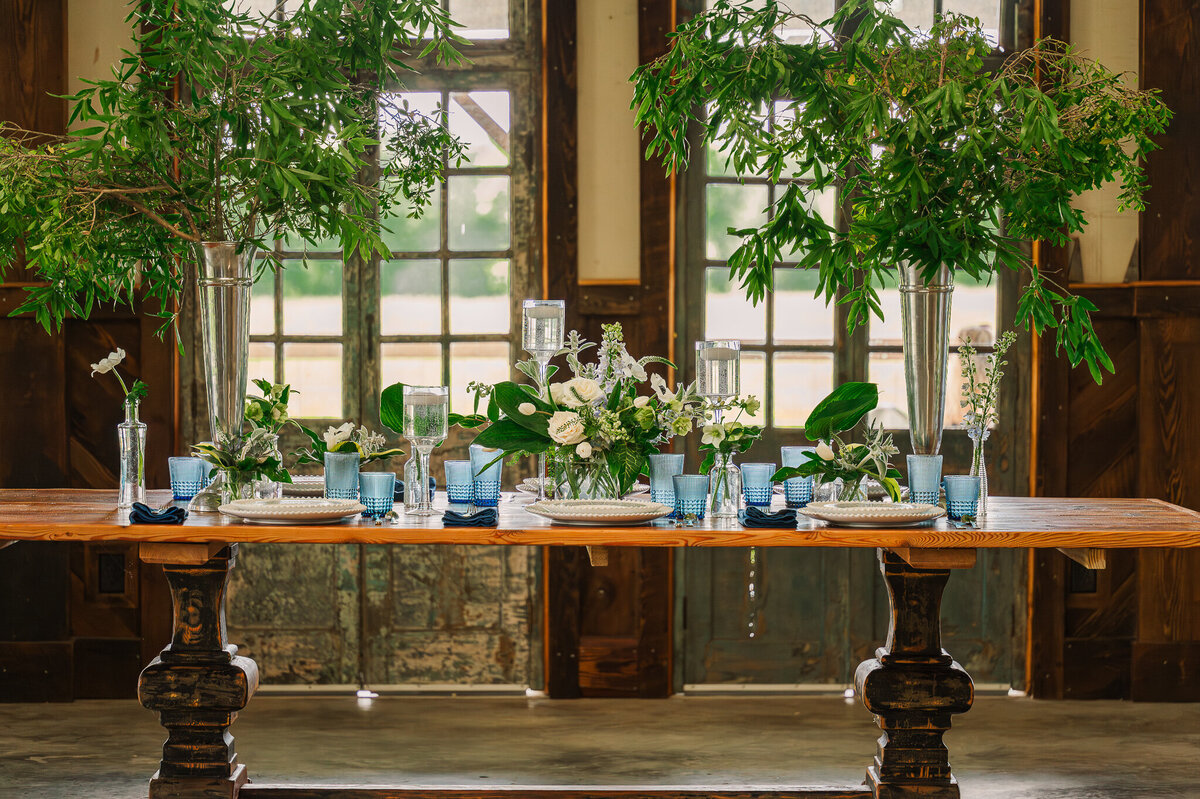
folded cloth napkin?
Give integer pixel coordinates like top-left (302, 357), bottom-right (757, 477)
top-left (129, 502), bottom-right (188, 525)
top-left (394, 477), bottom-right (437, 502)
top-left (738, 507), bottom-right (798, 529)
top-left (442, 507), bottom-right (498, 527)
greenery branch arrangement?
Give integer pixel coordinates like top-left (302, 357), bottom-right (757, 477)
top-left (771, 382), bottom-right (903, 502)
top-left (632, 0), bottom-right (1172, 382)
top-left (294, 424), bottom-right (405, 467)
top-left (0, 0), bottom-right (466, 333)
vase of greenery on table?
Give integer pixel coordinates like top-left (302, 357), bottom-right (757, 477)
top-left (0, 0), bottom-right (466, 508)
top-left (699, 397), bottom-right (764, 518)
top-left (89, 347), bottom-right (149, 509)
top-left (193, 379), bottom-right (295, 505)
top-left (633, 0), bottom-right (1172, 453)
top-left (295, 423), bottom-right (404, 501)
top-left (959, 330), bottom-right (1017, 519)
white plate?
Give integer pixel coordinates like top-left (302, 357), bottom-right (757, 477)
top-left (219, 497), bottom-right (365, 525)
top-left (516, 478), bottom-right (650, 496)
top-left (524, 498), bottom-right (673, 526)
top-left (282, 475), bottom-right (325, 497)
top-left (799, 501), bottom-right (945, 528)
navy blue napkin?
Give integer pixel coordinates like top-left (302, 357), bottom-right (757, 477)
top-left (129, 502), bottom-right (188, 525)
top-left (394, 477), bottom-right (436, 502)
top-left (442, 507), bottom-right (498, 527)
top-left (738, 507), bottom-right (798, 529)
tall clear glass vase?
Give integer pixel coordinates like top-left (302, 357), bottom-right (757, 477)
top-left (709, 452), bottom-right (742, 520)
top-left (189, 241), bottom-right (254, 513)
top-left (969, 429), bottom-right (989, 519)
top-left (117, 397), bottom-right (147, 509)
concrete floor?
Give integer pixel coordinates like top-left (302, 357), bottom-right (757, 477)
top-left (2, 695), bottom-right (1199, 798)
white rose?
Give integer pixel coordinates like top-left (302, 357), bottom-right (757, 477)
top-left (816, 441), bottom-right (835, 460)
top-left (576, 441), bottom-right (593, 459)
top-left (548, 411), bottom-right (586, 445)
top-left (549, 382), bottom-right (567, 406)
top-left (323, 421), bottom-right (355, 448)
top-left (633, 395), bottom-right (650, 408)
top-left (562, 377), bottom-right (603, 408)
top-left (518, 402), bottom-right (536, 415)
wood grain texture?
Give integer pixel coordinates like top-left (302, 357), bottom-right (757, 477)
top-left (0, 0), bottom-right (65, 137)
top-left (239, 789), bottom-right (871, 799)
top-left (2, 492), bottom-right (1199, 549)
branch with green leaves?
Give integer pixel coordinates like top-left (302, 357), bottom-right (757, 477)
top-left (632, 0), bottom-right (1171, 383)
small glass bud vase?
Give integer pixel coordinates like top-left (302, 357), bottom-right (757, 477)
top-left (969, 427), bottom-right (990, 519)
top-left (117, 397), bottom-right (147, 509)
top-left (708, 453), bottom-right (742, 520)
top-left (402, 455), bottom-right (420, 513)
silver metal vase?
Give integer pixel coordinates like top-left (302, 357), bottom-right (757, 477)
top-left (189, 241), bottom-right (254, 512)
top-left (898, 263), bottom-right (954, 456)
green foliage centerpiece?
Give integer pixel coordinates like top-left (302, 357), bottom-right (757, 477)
top-left (463, 323), bottom-right (706, 499)
top-left (193, 379), bottom-right (295, 504)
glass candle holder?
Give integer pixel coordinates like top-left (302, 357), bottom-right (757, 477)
top-left (444, 460), bottom-right (475, 505)
top-left (169, 456), bottom-right (209, 501)
top-left (359, 472), bottom-right (396, 519)
top-left (648, 453), bottom-right (685, 513)
top-left (695, 340), bottom-right (741, 400)
top-left (780, 446), bottom-right (815, 508)
top-left (673, 474), bottom-right (709, 520)
top-left (523, 299), bottom-right (565, 501)
top-left (943, 475), bottom-right (980, 521)
top-left (740, 462), bottom-right (776, 507)
top-left (469, 444), bottom-right (504, 507)
top-left (906, 454), bottom-right (944, 505)
top-left (403, 385), bottom-right (448, 516)
top-left (324, 451), bottom-right (361, 500)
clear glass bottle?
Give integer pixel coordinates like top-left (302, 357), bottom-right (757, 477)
top-left (969, 428), bottom-right (989, 519)
top-left (117, 397), bottom-right (147, 509)
top-left (403, 455), bottom-right (420, 513)
top-left (708, 452), bottom-right (742, 520)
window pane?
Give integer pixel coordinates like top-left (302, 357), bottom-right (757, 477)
top-left (382, 186), bottom-right (440, 253)
top-left (950, 271), bottom-right (998, 347)
top-left (280, 229), bottom-right (341, 253)
top-left (448, 175), bottom-right (510, 251)
top-left (451, 92), bottom-right (510, 167)
top-left (705, 267), bottom-right (766, 344)
top-left (869, 351), bottom-right (967, 430)
top-left (450, 259), bottom-right (509, 335)
top-left (870, 270), bottom-right (902, 346)
top-left (773, 352), bottom-right (834, 428)
top-left (706, 183), bottom-right (767, 261)
top-left (282, 259), bottom-right (342, 336)
top-left (450, 0), bottom-right (509, 40)
top-left (774, 268), bottom-right (833, 344)
top-left (382, 343), bottom-right (442, 391)
top-left (891, 0), bottom-right (935, 28)
top-left (284, 342), bottom-right (342, 418)
top-left (944, 0), bottom-right (1001, 44)
top-left (740, 351), bottom-right (767, 426)
top-left (250, 272), bottom-right (275, 336)
top-left (945, 352), bottom-right (971, 428)
top-left (450, 342), bottom-right (510, 414)
top-left (381, 260), bottom-right (440, 336)
top-left (248, 342), bottom-right (275, 386)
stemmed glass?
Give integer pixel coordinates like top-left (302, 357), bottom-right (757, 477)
top-left (696, 340), bottom-right (742, 519)
top-left (522, 299), bottom-right (565, 500)
top-left (402, 385), bottom-right (448, 516)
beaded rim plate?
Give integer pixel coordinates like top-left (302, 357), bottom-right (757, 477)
top-left (524, 499), bottom-right (673, 526)
top-left (281, 475), bottom-right (324, 497)
top-left (219, 497), bottom-right (366, 525)
top-left (798, 501), bottom-right (945, 528)
top-left (516, 478), bottom-right (650, 496)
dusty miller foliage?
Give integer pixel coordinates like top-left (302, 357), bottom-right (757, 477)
top-left (0, 0), bottom-right (466, 334)
top-left (632, 0), bottom-right (1172, 382)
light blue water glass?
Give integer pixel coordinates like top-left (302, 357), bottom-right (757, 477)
top-left (469, 444), bottom-right (503, 507)
top-left (169, 456), bottom-right (208, 501)
top-left (943, 475), bottom-right (980, 520)
top-left (324, 451), bottom-right (361, 500)
top-left (359, 471), bottom-right (396, 519)
top-left (648, 453), bottom-right (685, 513)
top-left (906, 454), bottom-right (943, 505)
top-left (444, 460), bottom-right (475, 505)
top-left (740, 462), bottom-right (776, 508)
top-left (780, 446), bottom-right (816, 508)
top-left (673, 474), bottom-right (709, 520)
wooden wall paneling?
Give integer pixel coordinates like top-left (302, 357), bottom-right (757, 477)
top-left (1141, 0), bottom-right (1200, 280)
top-left (0, 0), bottom-right (66, 138)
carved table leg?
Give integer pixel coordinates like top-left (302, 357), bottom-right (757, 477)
top-left (138, 544), bottom-right (259, 799)
top-left (855, 549), bottom-right (974, 799)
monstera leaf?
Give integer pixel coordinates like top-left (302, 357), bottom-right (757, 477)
top-left (804, 382), bottom-right (879, 441)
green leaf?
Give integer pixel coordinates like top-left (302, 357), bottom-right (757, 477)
top-left (804, 382), bottom-right (879, 441)
top-left (471, 418), bottom-right (550, 454)
top-left (491, 381), bottom-right (553, 436)
top-left (380, 382), bottom-right (405, 435)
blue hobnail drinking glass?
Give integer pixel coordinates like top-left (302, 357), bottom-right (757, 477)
top-left (943, 475), bottom-right (980, 521)
top-left (169, 456), bottom-right (208, 501)
top-left (780, 446), bottom-right (816, 508)
top-left (907, 454), bottom-right (943, 505)
top-left (324, 451), bottom-right (361, 500)
top-left (359, 472), bottom-right (396, 519)
top-left (469, 444), bottom-right (503, 507)
top-left (444, 460), bottom-right (475, 505)
top-left (648, 453), bottom-right (685, 513)
top-left (672, 474), bottom-right (709, 520)
top-left (740, 462), bottom-right (776, 508)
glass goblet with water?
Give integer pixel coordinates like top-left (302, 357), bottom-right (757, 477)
top-left (522, 299), bottom-right (565, 500)
top-left (402, 385), bottom-right (448, 516)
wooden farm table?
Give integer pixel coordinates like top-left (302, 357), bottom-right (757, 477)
top-left (3, 489), bottom-right (1200, 799)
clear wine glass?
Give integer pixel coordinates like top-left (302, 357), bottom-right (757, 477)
top-left (522, 299), bottom-right (565, 500)
top-left (402, 385), bottom-right (448, 516)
